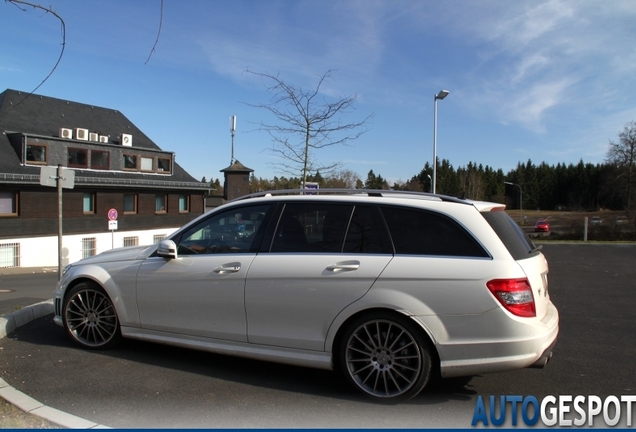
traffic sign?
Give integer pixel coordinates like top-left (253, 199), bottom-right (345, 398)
top-left (108, 208), bottom-right (118, 221)
top-left (39, 166), bottom-right (75, 189)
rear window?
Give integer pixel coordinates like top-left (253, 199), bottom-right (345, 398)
top-left (381, 206), bottom-right (489, 257)
top-left (481, 211), bottom-right (539, 260)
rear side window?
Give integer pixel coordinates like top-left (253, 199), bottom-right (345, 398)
top-left (271, 203), bottom-right (353, 253)
top-left (344, 205), bottom-right (393, 254)
top-left (381, 206), bottom-right (488, 257)
top-left (481, 211), bottom-right (538, 260)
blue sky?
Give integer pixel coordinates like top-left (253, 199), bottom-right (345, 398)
top-left (2, 0), bottom-right (636, 184)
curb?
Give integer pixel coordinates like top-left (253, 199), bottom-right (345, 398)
top-left (0, 301), bottom-right (111, 429)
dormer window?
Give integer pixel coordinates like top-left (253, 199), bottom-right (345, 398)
top-left (157, 157), bottom-right (172, 174)
top-left (68, 148), bottom-right (88, 168)
top-left (140, 156), bottom-right (154, 172)
top-left (26, 143), bottom-right (48, 164)
top-left (123, 154), bottom-right (138, 170)
top-left (91, 150), bottom-right (109, 170)
top-left (18, 134), bottom-right (174, 175)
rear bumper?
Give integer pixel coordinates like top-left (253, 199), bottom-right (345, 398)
top-left (431, 302), bottom-right (559, 378)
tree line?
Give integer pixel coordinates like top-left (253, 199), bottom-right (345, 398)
top-left (203, 157), bottom-right (627, 213)
top-left (397, 159), bottom-right (625, 212)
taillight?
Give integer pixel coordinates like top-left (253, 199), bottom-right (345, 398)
top-left (486, 278), bottom-right (536, 317)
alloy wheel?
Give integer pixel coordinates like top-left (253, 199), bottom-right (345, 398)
top-left (64, 286), bottom-right (119, 348)
top-left (344, 318), bottom-right (425, 399)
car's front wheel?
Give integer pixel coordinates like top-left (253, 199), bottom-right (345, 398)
top-left (62, 282), bottom-right (121, 349)
top-left (339, 313), bottom-right (432, 401)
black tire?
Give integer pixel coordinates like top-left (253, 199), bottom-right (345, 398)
top-left (62, 282), bottom-right (121, 349)
top-left (338, 312), bottom-right (432, 401)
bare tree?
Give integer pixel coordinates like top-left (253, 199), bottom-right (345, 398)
top-left (323, 169), bottom-right (361, 189)
top-left (606, 120), bottom-right (636, 216)
top-left (246, 70), bottom-right (372, 188)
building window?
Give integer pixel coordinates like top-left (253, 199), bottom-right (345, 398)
top-left (0, 191), bottom-right (18, 216)
top-left (157, 157), bottom-right (172, 174)
top-left (123, 154), bottom-right (138, 170)
top-left (83, 193), bottom-right (95, 214)
top-left (153, 234), bottom-right (166, 244)
top-left (91, 150), bottom-right (109, 170)
top-left (123, 236), bottom-right (139, 247)
top-left (155, 194), bottom-right (167, 213)
top-left (26, 144), bottom-right (48, 164)
top-left (179, 195), bottom-right (190, 213)
top-left (68, 148), bottom-right (88, 168)
top-left (82, 238), bottom-right (96, 258)
top-left (0, 243), bottom-right (20, 268)
top-left (140, 157), bottom-right (153, 172)
top-left (123, 194), bottom-right (137, 214)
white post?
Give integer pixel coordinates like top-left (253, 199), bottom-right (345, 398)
top-left (57, 164), bottom-right (63, 280)
top-left (432, 90), bottom-right (449, 194)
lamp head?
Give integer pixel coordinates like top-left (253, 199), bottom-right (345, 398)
top-left (435, 90), bottom-right (450, 100)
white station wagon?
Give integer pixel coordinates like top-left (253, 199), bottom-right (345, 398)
top-left (53, 189), bottom-right (559, 401)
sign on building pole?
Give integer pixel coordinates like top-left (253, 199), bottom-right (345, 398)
top-left (108, 208), bottom-right (118, 249)
top-left (40, 165), bottom-right (75, 280)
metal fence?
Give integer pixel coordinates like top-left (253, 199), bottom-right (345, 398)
top-left (0, 242), bottom-right (20, 268)
top-left (81, 237), bottom-right (96, 259)
top-left (123, 236), bottom-right (139, 247)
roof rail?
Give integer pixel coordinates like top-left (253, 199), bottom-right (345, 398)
top-left (231, 188), bottom-right (469, 204)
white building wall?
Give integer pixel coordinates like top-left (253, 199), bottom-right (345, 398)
top-left (0, 227), bottom-right (179, 269)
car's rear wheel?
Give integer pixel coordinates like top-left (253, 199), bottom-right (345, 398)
top-left (339, 313), bottom-right (432, 401)
top-left (62, 282), bottom-right (121, 349)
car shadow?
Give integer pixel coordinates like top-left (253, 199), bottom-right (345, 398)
top-left (6, 314), bottom-right (476, 406)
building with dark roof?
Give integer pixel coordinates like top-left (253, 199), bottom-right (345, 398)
top-left (0, 89), bottom-right (210, 269)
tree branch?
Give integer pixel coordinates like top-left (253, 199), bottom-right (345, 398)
top-left (144, 0), bottom-right (164, 64)
top-left (3, 0), bottom-right (66, 113)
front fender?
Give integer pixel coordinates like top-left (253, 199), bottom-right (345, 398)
top-left (62, 261), bottom-right (143, 327)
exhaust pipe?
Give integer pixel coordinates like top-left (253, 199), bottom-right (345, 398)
top-left (529, 350), bottom-right (553, 369)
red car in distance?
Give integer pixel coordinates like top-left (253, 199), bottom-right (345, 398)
top-left (535, 219), bottom-right (550, 232)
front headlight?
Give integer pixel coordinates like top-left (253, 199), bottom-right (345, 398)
top-left (62, 264), bottom-right (72, 276)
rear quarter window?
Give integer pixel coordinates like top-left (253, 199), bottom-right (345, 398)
top-left (381, 205), bottom-right (489, 257)
top-left (480, 211), bottom-right (539, 260)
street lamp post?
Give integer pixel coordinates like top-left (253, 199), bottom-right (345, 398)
top-left (229, 115), bottom-right (236, 164)
top-left (433, 90), bottom-right (449, 194)
top-left (504, 181), bottom-right (523, 225)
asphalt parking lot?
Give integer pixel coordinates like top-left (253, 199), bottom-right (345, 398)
top-left (1, 243), bottom-right (635, 428)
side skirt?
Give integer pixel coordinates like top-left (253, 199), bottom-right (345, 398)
top-left (121, 326), bottom-right (333, 370)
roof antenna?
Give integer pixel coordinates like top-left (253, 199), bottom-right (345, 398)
top-left (229, 115), bottom-right (236, 164)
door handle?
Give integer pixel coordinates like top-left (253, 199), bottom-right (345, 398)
top-left (214, 263), bottom-right (241, 274)
top-left (326, 261), bottom-right (360, 272)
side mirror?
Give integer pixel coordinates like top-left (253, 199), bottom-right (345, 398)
top-left (157, 239), bottom-right (178, 259)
